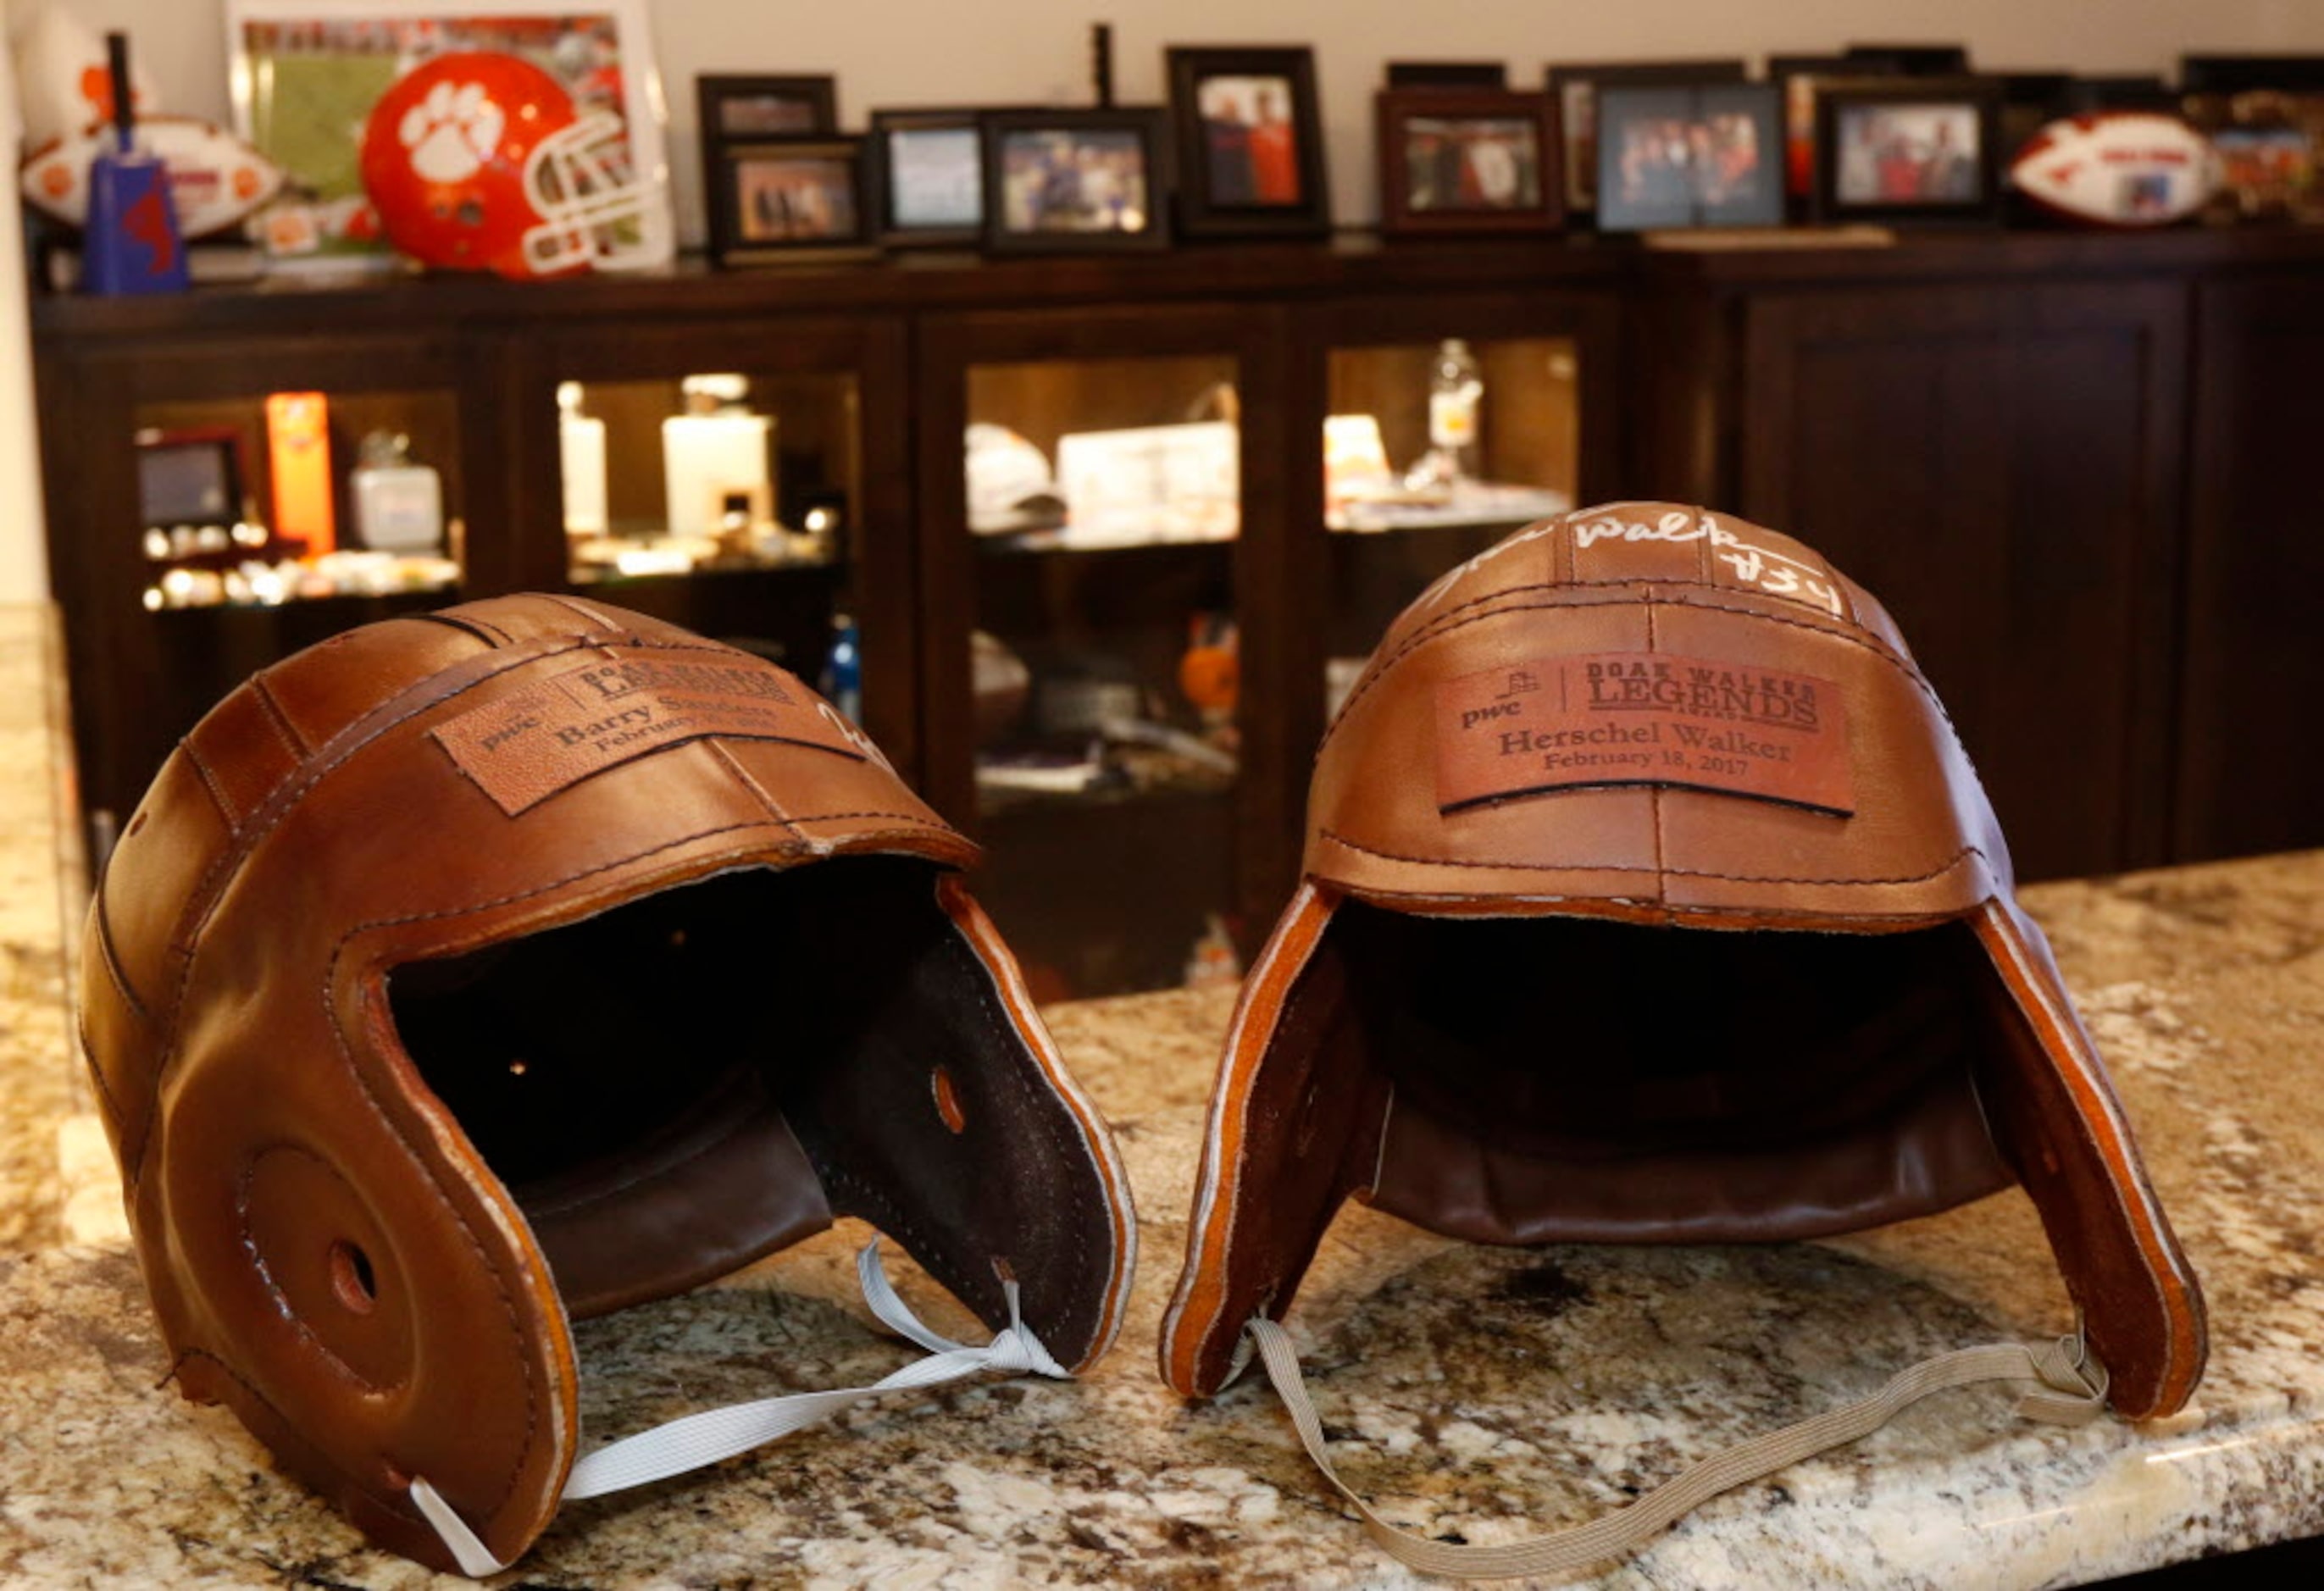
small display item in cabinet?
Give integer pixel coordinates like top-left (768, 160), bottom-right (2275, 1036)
top-left (965, 424), bottom-right (1067, 535)
top-left (1050, 420), bottom-right (1238, 547)
top-left (705, 136), bottom-right (875, 266)
top-left (1376, 87), bottom-right (1562, 236)
top-left (2009, 114), bottom-right (2221, 228)
top-left (868, 108), bottom-right (990, 247)
top-left (1164, 45), bottom-right (1330, 240)
top-left (980, 108), bottom-right (1171, 252)
top-left (349, 430), bottom-right (445, 552)
top-left (1813, 76), bottom-right (2004, 226)
top-left (1595, 81), bottom-right (1785, 232)
top-left (231, 1), bottom-right (674, 275)
top-left (1545, 58), bottom-right (1747, 213)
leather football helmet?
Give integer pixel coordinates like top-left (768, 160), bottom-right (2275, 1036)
top-left (358, 50), bottom-right (668, 280)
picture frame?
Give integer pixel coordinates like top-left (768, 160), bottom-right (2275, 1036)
top-left (1375, 87), bottom-right (1561, 236)
top-left (1166, 45), bottom-right (1329, 240)
top-left (868, 108), bottom-right (991, 248)
top-left (1387, 62), bottom-right (1506, 89)
top-left (697, 75), bottom-right (837, 141)
top-left (1593, 81), bottom-right (1784, 232)
top-left (707, 136), bottom-right (875, 266)
top-left (1814, 77), bottom-right (2004, 225)
top-left (980, 108), bottom-right (1171, 254)
top-left (1843, 43), bottom-right (1972, 77)
top-left (224, 0), bottom-right (673, 273)
top-left (2181, 56), bottom-right (2324, 95)
top-left (1545, 59), bottom-right (1747, 213)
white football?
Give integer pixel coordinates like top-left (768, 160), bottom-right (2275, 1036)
top-left (2009, 112), bottom-right (2221, 227)
top-left (20, 116), bottom-right (285, 238)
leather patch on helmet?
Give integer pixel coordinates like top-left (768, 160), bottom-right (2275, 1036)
top-left (1434, 651), bottom-right (1854, 815)
top-left (433, 651), bottom-right (866, 814)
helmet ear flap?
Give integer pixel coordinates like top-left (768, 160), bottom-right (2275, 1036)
top-left (237, 1143), bottom-right (415, 1391)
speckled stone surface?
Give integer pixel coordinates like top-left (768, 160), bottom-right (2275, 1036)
top-left (5, 807), bottom-right (2322, 1584)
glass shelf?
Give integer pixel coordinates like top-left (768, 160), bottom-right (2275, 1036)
top-left (1323, 335), bottom-right (1581, 715)
top-left (131, 388), bottom-right (465, 612)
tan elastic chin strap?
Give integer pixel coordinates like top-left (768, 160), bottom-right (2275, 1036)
top-left (1249, 1316), bottom-right (2107, 1581)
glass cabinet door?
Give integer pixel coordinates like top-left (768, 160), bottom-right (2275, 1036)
top-left (1318, 308), bottom-right (1594, 723)
top-left (921, 308), bottom-right (1286, 1001)
top-left (537, 317), bottom-right (916, 773)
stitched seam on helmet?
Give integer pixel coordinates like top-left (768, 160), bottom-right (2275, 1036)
top-left (92, 884), bottom-right (152, 1024)
top-left (170, 1348), bottom-right (451, 1536)
top-left (177, 740), bottom-right (235, 824)
top-left (249, 676), bottom-right (309, 756)
top-left (519, 1106), bottom-right (767, 1219)
top-left (1318, 828), bottom-right (1985, 887)
top-left (235, 1151), bottom-right (401, 1396)
top-left (76, 1010), bottom-right (126, 1131)
top-left (540, 594), bottom-right (619, 630)
top-left (413, 611), bottom-right (508, 648)
top-left (707, 740), bottom-right (808, 842)
top-left (321, 951), bottom-right (543, 1519)
top-left (1323, 582), bottom-right (1942, 754)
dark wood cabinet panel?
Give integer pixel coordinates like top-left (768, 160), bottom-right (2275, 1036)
top-left (2177, 274), bottom-right (2324, 862)
top-left (1735, 282), bottom-right (2188, 880)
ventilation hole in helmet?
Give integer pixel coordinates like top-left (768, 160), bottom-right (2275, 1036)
top-left (456, 199), bottom-right (485, 228)
top-left (931, 1065), bottom-right (967, 1134)
top-left (508, 1057), bottom-right (529, 1077)
top-left (329, 1240), bottom-right (378, 1314)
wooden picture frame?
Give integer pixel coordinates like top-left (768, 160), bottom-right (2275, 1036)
top-left (1814, 76), bottom-right (2004, 225)
top-left (1386, 61), bottom-right (1506, 89)
top-left (868, 107), bottom-right (991, 247)
top-left (696, 75), bottom-right (837, 141)
top-left (1166, 45), bottom-right (1330, 239)
top-left (1375, 87), bottom-right (1561, 236)
top-left (707, 136), bottom-right (876, 266)
top-left (980, 108), bottom-right (1171, 253)
top-left (1545, 58), bottom-right (1746, 212)
top-left (1593, 81), bottom-right (1785, 232)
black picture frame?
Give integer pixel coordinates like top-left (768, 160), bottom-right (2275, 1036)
top-left (1545, 58), bottom-right (1748, 213)
top-left (1375, 87), bottom-right (1562, 236)
top-left (1592, 81), bottom-right (1784, 232)
top-left (1387, 61), bottom-right (1506, 89)
top-left (868, 108), bottom-right (993, 248)
top-left (707, 136), bottom-right (877, 267)
top-left (1166, 45), bottom-right (1330, 239)
top-left (1767, 53), bottom-right (1870, 205)
top-left (696, 75), bottom-right (838, 141)
top-left (980, 108), bottom-right (1172, 254)
top-left (1814, 77), bottom-right (2004, 226)
top-left (2181, 55), bottom-right (2324, 95)
top-left (1844, 43), bottom-right (1972, 77)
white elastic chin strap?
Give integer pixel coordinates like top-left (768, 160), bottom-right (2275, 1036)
top-left (410, 1239), bottom-right (1069, 1577)
top-left (1248, 1314), bottom-right (2108, 1580)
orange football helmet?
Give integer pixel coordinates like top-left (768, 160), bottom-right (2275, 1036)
top-left (358, 51), bottom-right (668, 280)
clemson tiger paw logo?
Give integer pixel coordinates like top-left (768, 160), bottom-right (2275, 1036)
top-left (398, 80), bottom-right (505, 184)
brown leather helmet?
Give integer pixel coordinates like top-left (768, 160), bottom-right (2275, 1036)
top-left (1163, 502), bottom-right (2205, 1422)
top-left (82, 594), bottom-right (1133, 1572)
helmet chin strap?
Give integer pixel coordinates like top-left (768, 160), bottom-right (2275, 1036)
top-left (409, 1239), bottom-right (1071, 1577)
top-left (1246, 1312), bottom-right (2107, 1580)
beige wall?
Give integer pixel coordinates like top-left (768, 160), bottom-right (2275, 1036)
top-left (41, 0), bottom-right (2324, 241)
top-left (7, 0), bottom-right (2324, 602)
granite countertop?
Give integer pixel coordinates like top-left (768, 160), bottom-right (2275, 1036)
top-left (4, 638), bottom-right (2322, 1585)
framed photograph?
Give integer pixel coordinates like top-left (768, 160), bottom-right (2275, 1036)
top-left (1594, 82), bottom-right (1783, 232)
top-left (1387, 62), bottom-right (1506, 89)
top-left (707, 136), bottom-right (874, 265)
top-left (868, 108), bottom-right (990, 247)
top-left (2181, 56), bottom-right (2324, 95)
top-left (224, 0), bottom-right (673, 273)
top-left (1545, 59), bottom-right (1746, 213)
top-left (698, 75), bottom-right (835, 140)
top-left (1376, 87), bottom-right (1561, 236)
top-left (1815, 77), bottom-right (2003, 225)
top-left (981, 108), bottom-right (1170, 253)
top-left (2210, 122), bottom-right (2319, 222)
top-left (1166, 46), bottom-right (1329, 239)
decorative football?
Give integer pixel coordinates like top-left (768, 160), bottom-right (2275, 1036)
top-left (19, 116), bottom-right (285, 238)
top-left (2009, 112), bottom-right (2221, 227)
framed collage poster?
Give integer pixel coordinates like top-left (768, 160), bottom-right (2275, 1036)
top-left (225, 0), bottom-right (672, 272)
